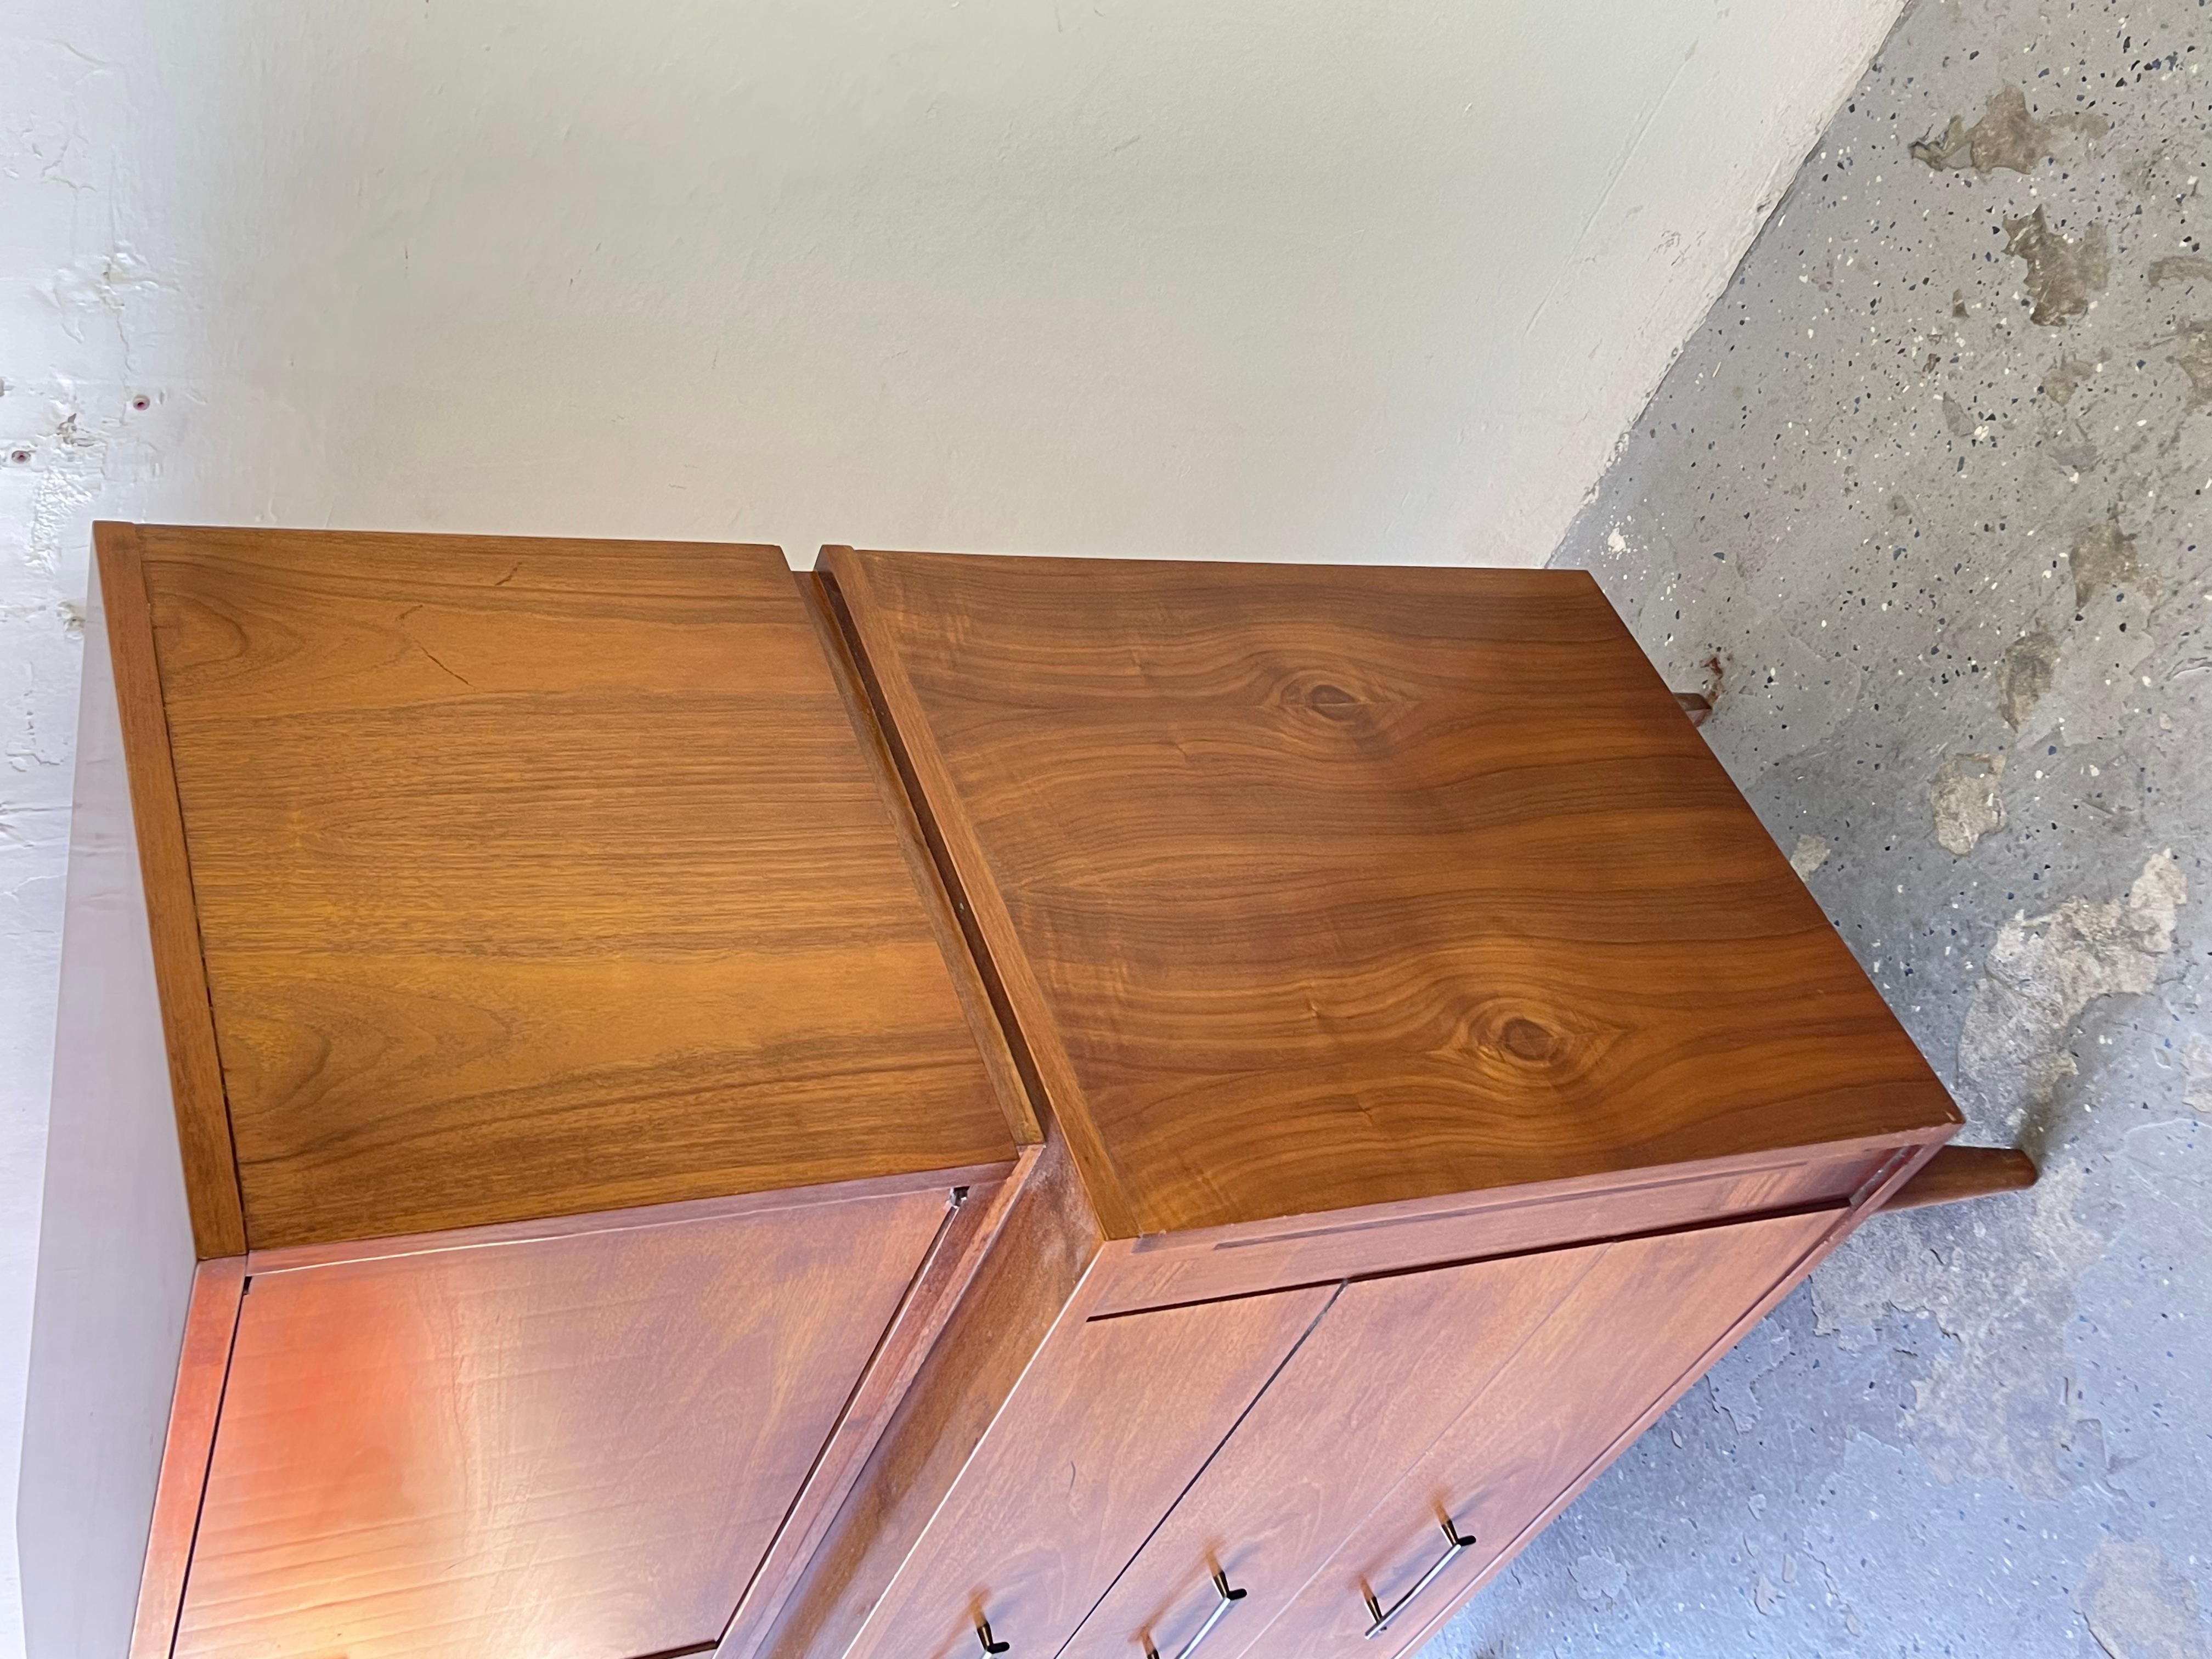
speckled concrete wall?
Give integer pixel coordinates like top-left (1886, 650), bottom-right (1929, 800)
top-left (1428, 2), bottom-right (2212, 1654)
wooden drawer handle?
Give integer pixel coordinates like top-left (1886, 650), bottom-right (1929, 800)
top-left (1361, 1516), bottom-right (1477, 1639)
top-left (1143, 1569), bottom-right (1249, 1659)
top-left (975, 1616), bottom-right (1011, 1654)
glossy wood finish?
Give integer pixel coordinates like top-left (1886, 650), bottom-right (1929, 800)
top-left (1885, 1143), bottom-right (2037, 1211)
top-left (95, 527), bottom-right (247, 1257)
top-left (750, 1128), bottom-right (1103, 1659)
top-left (714, 1150), bottom-right (1037, 1659)
top-left (839, 1282), bottom-right (1337, 1659)
top-left (1062, 1245), bottom-right (1607, 1659)
top-left (1090, 1143), bottom-right (1895, 1318)
top-left (110, 525), bottom-right (1017, 1249)
top-left (797, 571), bottom-right (1043, 1148)
top-left (821, 548), bottom-right (1961, 1237)
top-left (1248, 1210), bottom-right (1837, 1658)
top-left (171, 1186), bottom-right (950, 1659)
top-left (129, 1259), bottom-right (246, 1659)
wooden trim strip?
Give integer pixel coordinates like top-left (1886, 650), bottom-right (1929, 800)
top-left (128, 1256), bottom-right (247, 1659)
top-left (1090, 1135), bottom-right (1935, 1318)
top-left (795, 569), bottom-right (1042, 1148)
top-left (95, 523), bottom-right (247, 1259)
top-left (814, 551), bottom-right (1137, 1237)
top-left (1125, 1130), bottom-right (1933, 1259)
top-left (245, 1161), bottom-right (1017, 1277)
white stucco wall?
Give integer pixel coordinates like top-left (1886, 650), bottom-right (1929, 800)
top-left (2, 2), bottom-right (1904, 1651)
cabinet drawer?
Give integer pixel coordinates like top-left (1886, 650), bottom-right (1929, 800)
top-left (842, 1283), bottom-right (1334, 1659)
top-left (1059, 1244), bottom-right (1608, 1659)
top-left (1248, 1210), bottom-right (1835, 1658)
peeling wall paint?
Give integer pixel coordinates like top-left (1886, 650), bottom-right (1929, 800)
top-left (1434, 0), bottom-right (2212, 1652)
top-left (2, 2), bottom-right (1918, 1652)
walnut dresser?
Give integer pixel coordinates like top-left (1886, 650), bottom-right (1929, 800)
top-left (98, 526), bottom-right (2030, 1659)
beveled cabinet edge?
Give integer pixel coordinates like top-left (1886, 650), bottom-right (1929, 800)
top-left (718, 1146), bottom-right (1042, 1658)
top-left (795, 569), bottom-right (1041, 1149)
top-left (128, 1256), bottom-right (247, 1659)
top-left (746, 1124), bottom-right (1108, 1659)
top-left (1089, 1127), bottom-right (1952, 1318)
top-left (244, 1160), bottom-right (1019, 1277)
top-left (94, 523), bottom-right (248, 1260)
top-left (814, 550), bottom-right (1141, 1239)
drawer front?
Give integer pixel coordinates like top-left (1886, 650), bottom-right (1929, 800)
top-left (1059, 1243), bottom-right (1609, 1659)
top-left (1249, 1209), bottom-right (1836, 1658)
top-left (842, 1283), bottom-right (1334, 1659)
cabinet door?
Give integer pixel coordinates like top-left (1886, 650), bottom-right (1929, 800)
top-left (1251, 1209), bottom-right (1835, 1658)
top-left (168, 1187), bottom-right (951, 1659)
top-left (840, 1284), bottom-right (1335, 1659)
top-left (1059, 1244), bottom-right (1606, 1659)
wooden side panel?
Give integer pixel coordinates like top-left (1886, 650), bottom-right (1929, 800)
top-left (129, 1259), bottom-right (246, 1659)
top-left (1249, 1210), bottom-right (1837, 1658)
top-left (824, 548), bottom-right (1961, 1238)
top-left (839, 1283), bottom-right (1337, 1659)
top-left (1060, 1245), bottom-right (1606, 1659)
top-left (715, 1153), bottom-right (1036, 1659)
top-left (171, 1188), bottom-right (950, 1659)
top-left (131, 526), bottom-right (1013, 1248)
top-left (95, 524), bottom-right (245, 1257)
top-left (745, 1131), bottom-right (1101, 1659)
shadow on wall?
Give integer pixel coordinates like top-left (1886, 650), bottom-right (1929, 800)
top-left (17, 564), bottom-right (199, 1659)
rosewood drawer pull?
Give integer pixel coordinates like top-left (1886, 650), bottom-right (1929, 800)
top-left (1143, 1568), bottom-right (1249, 1659)
top-left (975, 1615), bottom-right (1011, 1654)
top-left (1361, 1516), bottom-right (1477, 1639)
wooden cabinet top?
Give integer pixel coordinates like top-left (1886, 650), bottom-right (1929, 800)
top-left (99, 525), bottom-right (1021, 1253)
top-left (819, 547), bottom-right (1961, 1237)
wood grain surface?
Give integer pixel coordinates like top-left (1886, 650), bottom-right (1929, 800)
top-left (1243, 1210), bottom-right (1837, 1657)
top-left (838, 1280), bottom-right (1336, 1659)
top-left (124, 526), bottom-right (1013, 1248)
top-left (714, 1150), bottom-right (1035, 1659)
top-left (95, 526), bottom-right (247, 1256)
top-left (1060, 1244), bottom-right (1605, 1659)
top-left (747, 1127), bottom-right (1104, 1659)
top-left (171, 1186), bottom-right (949, 1659)
top-left (1884, 1143), bottom-right (2036, 1211)
top-left (823, 549), bottom-right (1962, 1237)
top-left (1090, 1143), bottom-right (1896, 1318)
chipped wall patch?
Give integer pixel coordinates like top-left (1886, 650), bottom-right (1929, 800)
top-left (1569, 1551), bottom-right (1628, 1607)
top-left (2148, 254), bottom-right (2212, 287)
top-left (1999, 629), bottom-right (2061, 728)
top-left (1911, 85), bottom-right (2108, 173)
top-left (1931, 752), bottom-right (2007, 855)
top-left (1810, 1164), bottom-right (2106, 1500)
top-left (2182, 1037), bottom-right (2212, 1115)
top-left (2068, 514), bottom-right (2148, 605)
top-left (1788, 833), bottom-right (1832, 876)
top-left (1958, 851), bottom-right (2186, 1120)
top-left (2004, 210), bottom-right (2109, 326)
top-left (2074, 1538), bottom-right (2211, 1659)
top-left (2042, 357), bottom-right (2101, 404)
top-left (2174, 321), bottom-right (2212, 409)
